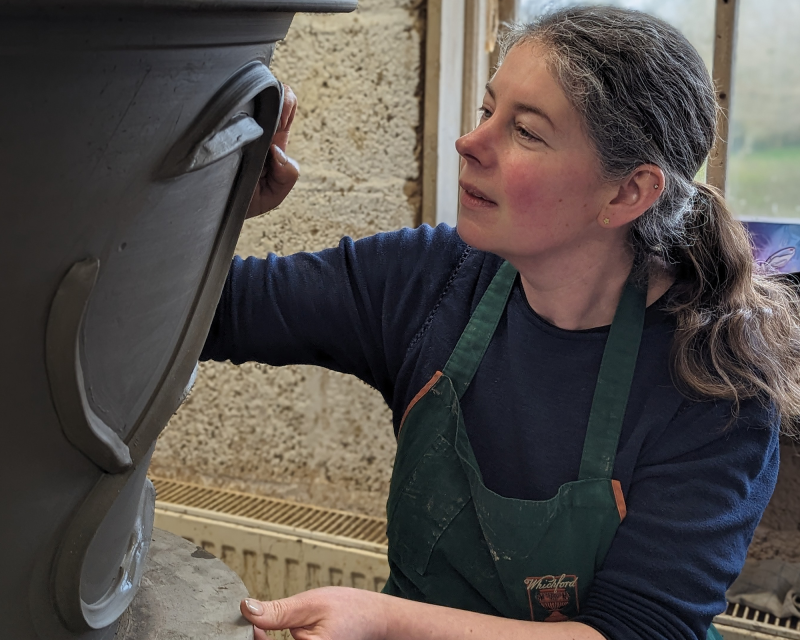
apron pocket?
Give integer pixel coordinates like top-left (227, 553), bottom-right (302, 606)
top-left (387, 434), bottom-right (473, 576)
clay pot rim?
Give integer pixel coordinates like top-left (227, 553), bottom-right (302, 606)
top-left (0, 0), bottom-right (357, 11)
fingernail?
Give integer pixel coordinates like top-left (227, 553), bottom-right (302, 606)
top-left (244, 598), bottom-right (264, 615)
top-left (273, 146), bottom-right (287, 165)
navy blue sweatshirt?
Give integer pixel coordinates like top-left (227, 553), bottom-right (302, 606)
top-left (202, 223), bottom-right (779, 640)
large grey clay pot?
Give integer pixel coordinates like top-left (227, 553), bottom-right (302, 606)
top-left (0, 2), bottom-right (356, 638)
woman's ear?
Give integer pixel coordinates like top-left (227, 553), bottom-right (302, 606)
top-left (596, 164), bottom-right (665, 229)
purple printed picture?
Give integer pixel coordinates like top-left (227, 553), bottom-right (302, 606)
top-left (741, 220), bottom-right (800, 274)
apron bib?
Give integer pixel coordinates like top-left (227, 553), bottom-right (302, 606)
top-left (384, 261), bottom-right (723, 638)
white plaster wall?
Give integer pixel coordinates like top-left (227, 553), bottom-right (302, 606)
top-left (150, 0), bottom-right (425, 517)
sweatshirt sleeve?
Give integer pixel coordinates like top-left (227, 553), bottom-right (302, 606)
top-left (200, 223), bottom-right (467, 403)
top-left (574, 400), bottom-right (780, 640)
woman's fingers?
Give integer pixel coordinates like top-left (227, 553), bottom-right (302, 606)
top-left (245, 145), bottom-right (300, 219)
top-left (273, 84), bottom-right (298, 153)
top-left (240, 588), bottom-right (390, 640)
top-left (261, 145), bottom-right (300, 208)
top-left (269, 145), bottom-right (300, 187)
top-left (280, 84), bottom-right (298, 133)
top-left (241, 595), bottom-right (317, 632)
top-left (244, 82), bottom-right (300, 219)
top-left (251, 627), bottom-right (271, 640)
top-left (271, 130), bottom-right (290, 153)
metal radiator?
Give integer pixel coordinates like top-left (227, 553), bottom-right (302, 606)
top-left (150, 476), bottom-right (390, 603)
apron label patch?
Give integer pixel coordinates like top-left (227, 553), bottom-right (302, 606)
top-left (525, 574), bottom-right (579, 622)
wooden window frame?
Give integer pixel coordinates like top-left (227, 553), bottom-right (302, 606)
top-left (420, 0), bottom-right (517, 227)
top-left (708, 0), bottom-right (739, 193)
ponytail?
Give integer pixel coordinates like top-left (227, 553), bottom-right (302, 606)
top-left (666, 182), bottom-right (800, 430)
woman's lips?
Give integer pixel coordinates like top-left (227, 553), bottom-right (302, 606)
top-left (459, 181), bottom-right (497, 208)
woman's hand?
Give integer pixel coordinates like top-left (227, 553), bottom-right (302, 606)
top-left (246, 83), bottom-right (300, 219)
top-left (240, 588), bottom-right (606, 640)
top-left (241, 587), bottom-right (389, 640)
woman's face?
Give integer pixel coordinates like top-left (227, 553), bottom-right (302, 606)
top-left (456, 42), bottom-right (616, 263)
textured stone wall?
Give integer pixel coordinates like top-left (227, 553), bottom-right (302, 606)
top-left (150, 0), bottom-right (425, 517)
top-left (748, 439), bottom-right (800, 561)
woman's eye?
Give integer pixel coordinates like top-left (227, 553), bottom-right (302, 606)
top-left (516, 125), bottom-right (542, 142)
top-left (478, 107), bottom-right (492, 120)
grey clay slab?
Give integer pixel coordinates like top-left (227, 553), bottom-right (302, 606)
top-left (114, 528), bottom-right (254, 640)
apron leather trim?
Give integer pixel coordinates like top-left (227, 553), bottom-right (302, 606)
top-left (611, 479), bottom-right (627, 521)
top-left (399, 370), bottom-right (443, 436)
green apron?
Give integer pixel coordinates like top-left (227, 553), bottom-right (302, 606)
top-left (383, 261), bottom-right (723, 638)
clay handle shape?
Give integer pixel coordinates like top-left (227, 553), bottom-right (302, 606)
top-left (46, 258), bottom-right (133, 474)
top-left (160, 60), bottom-right (283, 177)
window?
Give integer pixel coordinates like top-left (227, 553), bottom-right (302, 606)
top-left (727, 0), bottom-right (800, 222)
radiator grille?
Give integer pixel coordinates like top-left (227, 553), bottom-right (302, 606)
top-left (715, 601), bottom-right (800, 640)
top-left (150, 476), bottom-right (388, 546)
top-left (725, 601), bottom-right (800, 630)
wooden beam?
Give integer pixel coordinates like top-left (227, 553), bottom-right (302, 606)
top-left (462, 0), bottom-right (494, 136)
top-left (421, 0), bottom-right (443, 227)
top-left (461, 1), bottom-right (482, 136)
top-left (488, 0), bottom-right (517, 75)
top-left (707, 0), bottom-right (740, 193)
top-left (421, 0), bottom-right (465, 227)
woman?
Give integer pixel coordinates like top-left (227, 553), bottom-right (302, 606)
top-left (203, 6), bottom-right (800, 639)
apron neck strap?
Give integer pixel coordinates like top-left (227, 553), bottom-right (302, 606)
top-left (578, 278), bottom-right (646, 480)
top-left (442, 259), bottom-right (647, 481)
top-left (442, 261), bottom-right (518, 399)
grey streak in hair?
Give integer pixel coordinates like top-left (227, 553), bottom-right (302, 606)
top-left (498, 6), bottom-right (719, 261)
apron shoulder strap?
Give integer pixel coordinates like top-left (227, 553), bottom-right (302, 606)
top-left (578, 280), bottom-right (646, 480)
top-left (442, 261), bottom-right (517, 399)
top-left (441, 258), bottom-right (646, 481)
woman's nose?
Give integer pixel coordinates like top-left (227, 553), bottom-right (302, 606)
top-left (456, 123), bottom-right (491, 167)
